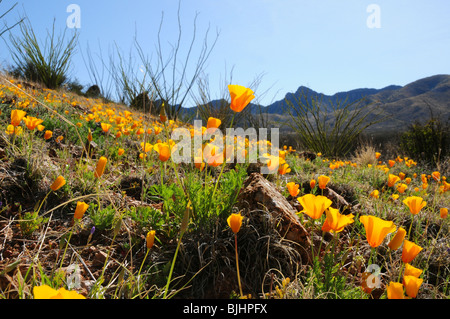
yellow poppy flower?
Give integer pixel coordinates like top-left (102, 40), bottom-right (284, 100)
top-left (33, 285), bottom-right (85, 299)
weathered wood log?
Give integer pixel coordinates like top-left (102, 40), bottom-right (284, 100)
top-left (236, 172), bottom-right (312, 264)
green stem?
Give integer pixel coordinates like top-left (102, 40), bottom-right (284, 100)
top-left (163, 231), bottom-right (184, 299)
top-left (235, 233), bottom-right (243, 297)
top-left (368, 247), bottom-right (376, 266)
top-left (138, 248), bottom-right (150, 279)
top-left (210, 113), bottom-right (236, 212)
top-left (407, 215), bottom-right (414, 240)
top-left (397, 262), bottom-right (405, 283)
top-left (59, 225), bottom-right (75, 269)
top-left (36, 189), bottom-right (52, 215)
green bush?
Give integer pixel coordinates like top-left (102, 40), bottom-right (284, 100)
top-left (400, 117), bottom-right (450, 167)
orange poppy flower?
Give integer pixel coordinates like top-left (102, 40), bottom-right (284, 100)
top-left (146, 230), bottom-right (156, 249)
top-left (370, 190), bottom-right (379, 199)
top-left (228, 84), bottom-right (255, 113)
top-left (404, 263), bottom-right (423, 278)
top-left (402, 196), bottom-right (426, 215)
top-left (194, 157), bottom-right (206, 171)
top-left (386, 282), bottom-right (404, 299)
top-left (154, 126), bottom-right (163, 135)
top-left (297, 194), bottom-right (332, 220)
top-left (23, 116), bottom-right (43, 130)
top-left (263, 154), bottom-right (284, 173)
top-left (206, 117), bottom-right (222, 130)
top-left (359, 215), bottom-right (396, 248)
top-left (286, 182), bottom-right (300, 197)
top-left (318, 175), bottom-right (330, 190)
top-left (101, 123), bottom-right (111, 133)
top-left (10, 109), bottom-right (27, 126)
top-left (74, 201), bottom-right (89, 220)
top-left (227, 213), bottom-right (243, 234)
top-left (431, 171), bottom-right (440, 182)
top-left (387, 174), bottom-right (401, 187)
top-left (387, 227), bottom-right (406, 250)
top-left (321, 207), bottom-right (354, 233)
top-left (203, 143), bottom-right (223, 167)
top-left (153, 143), bottom-right (171, 162)
top-left (141, 142), bottom-right (153, 153)
top-left (278, 163), bottom-right (291, 175)
top-left (50, 176), bottom-right (66, 191)
top-left (401, 240), bottom-right (422, 264)
top-left (44, 130), bottom-right (53, 140)
top-left (396, 183), bottom-right (408, 194)
top-left (440, 207), bottom-right (448, 219)
top-left (94, 156), bottom-right (108, 178)
top-left (403, 275), bottom-right (423, 298)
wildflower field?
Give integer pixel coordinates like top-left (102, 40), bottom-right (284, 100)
top-left (0, 74), bottom-right (449, 300)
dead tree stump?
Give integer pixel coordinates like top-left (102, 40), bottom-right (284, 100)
top-left (236, 172), bottom-right (312, 264)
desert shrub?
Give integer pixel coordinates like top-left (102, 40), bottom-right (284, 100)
top-left (352, 142), bottom-right (378, 167)
top-left (400, 117), bottom-right (450, 167)
top-left (7, 18), bottom-right (78, 89)
top-left (285, 90), bottom-right (385, 158)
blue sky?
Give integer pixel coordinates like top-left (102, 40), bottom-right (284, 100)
top-left (1, 0), bottom-right (450, 106)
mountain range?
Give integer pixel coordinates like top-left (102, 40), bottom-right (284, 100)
top-left (182, 74), bottom-right (450, 133)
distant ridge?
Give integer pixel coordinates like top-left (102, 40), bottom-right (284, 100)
top-left (181, 74), bottom-right (450, 132)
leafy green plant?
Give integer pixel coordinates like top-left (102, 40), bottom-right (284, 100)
top-left (127, 205), bottom-right (165, 233)
top-left (186, 164), bottom-right (247, 232)
top-left (89, 203), bottom-right (116, 231)
top-left (19, 210), bottom-right (48, 237)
